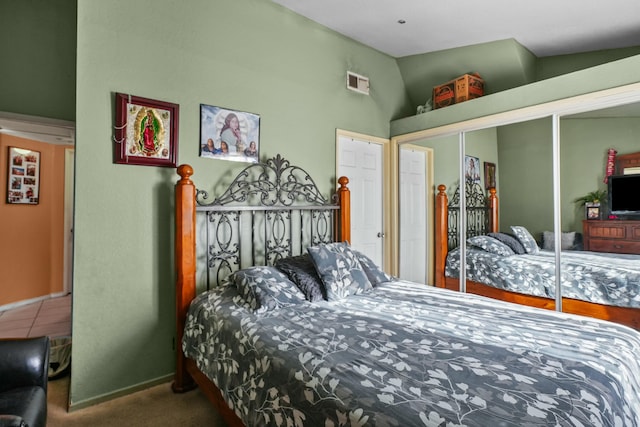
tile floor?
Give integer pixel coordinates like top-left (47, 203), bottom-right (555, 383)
top-left (0, 294), bottom-right (71, 339)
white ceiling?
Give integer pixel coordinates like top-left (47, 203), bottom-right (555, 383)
top-left (272, 0), bottom-right (640, 58)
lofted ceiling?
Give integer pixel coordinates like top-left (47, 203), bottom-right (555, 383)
top-left (273, 0), bottom-right (640, 118)
top-left (271, 0), bottom-right (640, 59)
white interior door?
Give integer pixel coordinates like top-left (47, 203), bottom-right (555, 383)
top-left (399, 146), bottom-right (428, 283)
top-left (337, 135), bottom-right (384, 267)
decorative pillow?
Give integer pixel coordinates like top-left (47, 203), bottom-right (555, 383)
top-left (275, 254), bottom-right (326, 302)
top-left (467, 235), bottom-right (515, 257)
top-left (487, 232), bottom-right (526, 255)
top-left (510, 226), bottom-right (539, 254)
top-left (352, 249), bottom-right (394, 286)
top-left (542, 231), bottom-right (577, 251)
top-left (572, 233), bottom-right (584, 251)
top-left (231, 266), bottom-right (306, 314)
top-left (307, 242), bottom-right (373, 301)
top-left (561, 231), bottom-right (577, 250)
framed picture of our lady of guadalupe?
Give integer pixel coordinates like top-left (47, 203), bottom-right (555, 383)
top-left (113, 92), bottom-right (180, 168)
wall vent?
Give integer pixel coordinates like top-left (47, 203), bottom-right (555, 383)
top-left (347, 71), bottom-right (370, 95)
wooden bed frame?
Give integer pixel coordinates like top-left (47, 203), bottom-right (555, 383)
top-left (171, 159), bottom-right (351, 426)
top-left (434, 183), bottom-right (640, 330)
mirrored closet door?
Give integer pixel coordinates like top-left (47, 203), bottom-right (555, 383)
top-left (394, 83), bottom-right (640, 316)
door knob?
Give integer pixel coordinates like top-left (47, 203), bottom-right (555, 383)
top-left (377, 232), bottom-right (385, 238)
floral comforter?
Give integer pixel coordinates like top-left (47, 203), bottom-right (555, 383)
top-left (446, 248), bottom-right (640, 308)
top-left (183, 280), bottom-right (640, 426)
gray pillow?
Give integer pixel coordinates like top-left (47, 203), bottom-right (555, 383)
top-left (510, 226), bottom-right (540, 254)
top-left (467, 235), bottom-right (515, 257)
top-left (352, 249), bottom-right (394, 286)
top-left (487, 232), bottom-right (526, 255)
top-left (231, 266), bottom-right (306, 314)
top-left (307, 242), bottom-right (373, 301)
top-left (542, 231), bottom-right (577, 251)
top-left (275, 254), bottom-right (326, 302)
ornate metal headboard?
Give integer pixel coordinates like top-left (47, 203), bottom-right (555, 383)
top-left (447, 179), bottom-right (491, 250)
top-left (195, 154), bottom-right (341, 288)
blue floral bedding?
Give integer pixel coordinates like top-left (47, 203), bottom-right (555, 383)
top-left (446, 247), bottom-right (640, 308)
top-left (183, 280), bottom-right (640, 426)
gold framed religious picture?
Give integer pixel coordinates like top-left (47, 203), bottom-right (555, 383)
top-left (113, 93), bottom-right (179, 167)
top-left (199, 104), bottom-right (260, 163)
top-left (484, 162), bottom-right (496, 189)
top-left (7, 147), bottom-right (40, 205)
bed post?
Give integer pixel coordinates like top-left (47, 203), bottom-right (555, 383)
top-left (435, 185), bottom-right (448, 288)
top-left (172, 164), bottom-right (197, 393)
top-left (488, 187), bottom-right (499, 232)
top-left (336, 176), bottom-right (351, 243)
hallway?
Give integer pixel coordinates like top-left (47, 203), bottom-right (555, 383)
top-left (0, 294), bottom-right (71, 339)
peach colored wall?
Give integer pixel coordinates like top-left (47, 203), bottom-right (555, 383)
top-left (0, 134), bottom-right (67, 306)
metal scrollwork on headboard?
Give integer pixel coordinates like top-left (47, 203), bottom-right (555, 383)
top-left (195, 154), bottom-right (339, 288)
top-left (196, 154), bottom-right (327, 207)
top-left (447, 179), bottom-right (491, 249)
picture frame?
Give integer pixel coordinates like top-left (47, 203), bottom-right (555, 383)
top-left (484, 161), bottom-right (496, 189)
top-left (7, 147), bottom-right (40, 205)
top-left (586, 203), bottom-right (601, 220)
top-left (199, 104), bottom-right (260, 163)
top-left (114, 92), bottom-right (179, 167)
top-left (464, 155), bottom-right (480, 183)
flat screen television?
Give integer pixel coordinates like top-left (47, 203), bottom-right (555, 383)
top-left (608, 174), bottom-right (640, 218)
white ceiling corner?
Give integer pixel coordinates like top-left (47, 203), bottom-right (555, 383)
top-left (271, 0), bottom-right (640, 58)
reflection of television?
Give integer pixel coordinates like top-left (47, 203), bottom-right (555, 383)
top-left (608, 174), bottom-right (640, 218)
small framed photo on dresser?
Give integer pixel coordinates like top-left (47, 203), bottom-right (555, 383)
top-left (586, 203), bottom-right (601, 220)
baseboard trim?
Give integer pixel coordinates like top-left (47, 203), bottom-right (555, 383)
top-left (68, 373), bottom-right (174, 412)
top-left (0, 292), bottom-right (70, 312)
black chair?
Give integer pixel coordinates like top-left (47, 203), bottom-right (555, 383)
top-left (0, 337), bottom-right (50, 427)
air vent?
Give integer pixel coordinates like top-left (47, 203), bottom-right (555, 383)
top-left (347, 71), bottom-right (370, 95)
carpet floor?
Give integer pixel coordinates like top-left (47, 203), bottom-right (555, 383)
top-left (47, 375), bottom-right (230, 426)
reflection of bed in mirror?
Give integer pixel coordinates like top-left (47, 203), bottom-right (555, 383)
top-left (173, 155), bottom-right (640, 426)
top-left (435, 181), bottom-right (640, 330)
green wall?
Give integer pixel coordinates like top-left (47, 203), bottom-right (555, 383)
top-left (560, 118), bottom-right (640, 231)
top-left (537, 46), bottom-right (640, 80)
top-left (497, 117), bottom-right (640, 239)
top-left (409, 128), bottom-right (499, 196)
top-left (397, 39), bottom-right (538, 111)
top-left (395, 39), bottom-right (640, 121)
top-left (466, 128), bottom-right (500, 191)
top-left (497, 118), bottom-right (554, 238)
top-left (391, 54), bottom-right (640, 137)
top-left (0, 0), bottom-right (76, 121)
top-left (72, 0), bottom-right (411, 407)
top-left (401, 113), bottom-right (640, 245)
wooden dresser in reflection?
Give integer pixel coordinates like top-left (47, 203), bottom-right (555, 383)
top-left (583, 220), bottom-right (640, 254)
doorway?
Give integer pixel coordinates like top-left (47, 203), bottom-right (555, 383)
top-left (0, 112), bottom-right (75, 303)
top-left (399, 144), bottom-right (433, 284)
top-left (336, 130), bottom-right (391, 270)
top-left (64, 148), bottom-right (75, 294)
